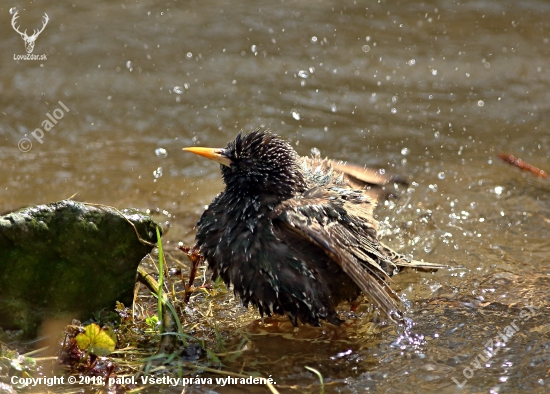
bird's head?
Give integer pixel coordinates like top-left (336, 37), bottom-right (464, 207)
top-left (184, 129), bottom-right (306, 199)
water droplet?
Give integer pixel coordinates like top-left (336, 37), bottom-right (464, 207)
top-left (438, 172), bottom-right (446, 180)
top-left (153, 167), bottom-right (163, 178)
top-left (126, 61), bottom-right (132, 69)
top-left (362, 45), bottom-right (370, 52)
top-left (494, 186), bottom-right (503, 195)
top-left (297, 70), bottom-right (309, 78)
top-left (9, 7), bottom-right (17, 15)
top-left (173, 86), bottom-right (183, 94)
top-left (379, 168), bottom-right (386, 175)
top-left (311, 147), bottom-right (321, 156)
top-left (311, 36), bottom-right (318, 43)
top-left (331, 104), bottom-right (337, 113)
top-left (186, 52), bottom-right (193, 58)
top-left (251, 45), bottom-right (257, 54)
top-left (291, 109), bottom-right (301, 120)
top-left (401, 147), bottom-right (410, 156)
top-left (390, 108), bottom-right (397, 114)
top-left (478, 100), bottom-right (484, 107)
top-left (431, 69), bottom-right (438, 75)
top-left (155, 148), bottom-right (167, 158)
top-left (407, 59), bottom-right (416, 66)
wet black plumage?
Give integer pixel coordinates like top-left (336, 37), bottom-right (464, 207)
top-left (183, 129), bottom-right (442, 326)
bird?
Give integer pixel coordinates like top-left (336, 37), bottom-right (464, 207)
top-left (183, 128), bottom-right (443, 326)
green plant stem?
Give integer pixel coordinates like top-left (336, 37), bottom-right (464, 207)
top-left (155, 227), bottom-right (164, 330)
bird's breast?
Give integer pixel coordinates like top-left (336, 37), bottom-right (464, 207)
top-left (196, 194), bottom-right (280, 273)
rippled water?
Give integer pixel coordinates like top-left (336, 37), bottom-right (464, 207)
top-left (1, 0), bottom-right (549, 393)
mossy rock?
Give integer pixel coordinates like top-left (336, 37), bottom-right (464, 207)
top-left (0, 200), bottom-right (159, 338)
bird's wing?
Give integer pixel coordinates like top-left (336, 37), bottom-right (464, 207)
top-left (271, 186), bottom-right (405, 321)
top-left (272, 186), bottom-right (446, 321)
top-left (327, 160), bottom-right (409, 187)
top-left (299, 156), bottom-right (408, 203)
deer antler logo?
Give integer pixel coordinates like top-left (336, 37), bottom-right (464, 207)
top-left (11, 11), bottom-right (49, 54)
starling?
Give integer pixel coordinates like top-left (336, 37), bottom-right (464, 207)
top-left (183, 129), bottom-right (442, 325)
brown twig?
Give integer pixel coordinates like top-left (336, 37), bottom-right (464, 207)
top-left (498, 153), bottom-right (548, 178)
top-left (179, 245), bottom-right (205, 303)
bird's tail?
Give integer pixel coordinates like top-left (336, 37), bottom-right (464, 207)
top-left (379, 241), bottom-right (448, 272)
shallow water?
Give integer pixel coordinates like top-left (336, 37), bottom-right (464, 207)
top-left (1, 0), bottom-right (549, 392)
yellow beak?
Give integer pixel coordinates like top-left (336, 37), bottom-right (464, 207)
top-left (182, 147), bottom-right (232, 167)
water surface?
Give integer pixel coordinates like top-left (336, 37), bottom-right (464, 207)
top-left (1, 0), bottom-right (549, 392)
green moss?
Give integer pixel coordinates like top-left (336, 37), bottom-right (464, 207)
top-left (0, 200), bottom-right (160, 338)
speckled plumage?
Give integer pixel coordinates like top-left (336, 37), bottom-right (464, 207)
top-left (189, 129), bottom-right (441, 325)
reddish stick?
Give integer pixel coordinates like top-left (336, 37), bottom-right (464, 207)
top-left (498, 153), bottom-right (547, 178)
top-left (179, 245), bottom-right (205, 303)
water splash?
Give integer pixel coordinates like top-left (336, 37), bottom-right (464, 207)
top-left (155, 148), bottom-right (167, 158)
top-left (153, 167), bottom-right (163, 179)
top-left (311, 147), bottom-right (321, 156)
